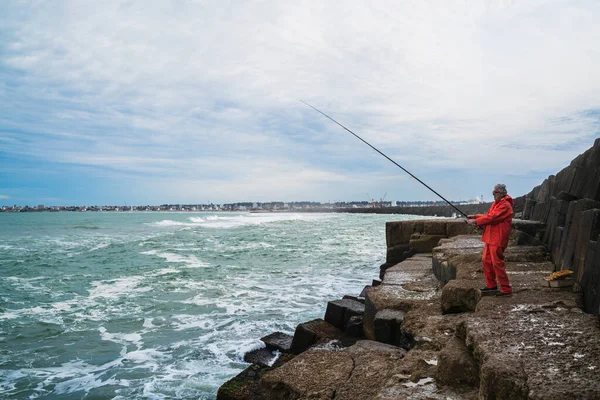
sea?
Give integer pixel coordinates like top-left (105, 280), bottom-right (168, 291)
top-left (0, 211), bottom-right (427, 399)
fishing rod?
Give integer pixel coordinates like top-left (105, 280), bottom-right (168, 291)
top-left (300, 100), bottom-right (469, 218)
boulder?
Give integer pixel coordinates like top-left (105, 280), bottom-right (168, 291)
top-left (573, 208), bottom-right (600, 280)
top-left (386, 244), bottom-right (411, 265)
top-left (386, 221), bottom-right (416, 247)
top-left (324, 299), bottom-right (365, 331)
top-left (345, 315), bottom-right (365, 338)
top-left (289, 318), bottom-right (345, 354)
top-left (479, 356), bottom-right (529, 399)
top-left (363, 285), bottom-right (411, 340)
top-left (261, 332), bottom-right (293, 353)
top-left (260, 349), bottom-right (353, 399)
top-left (511, 219), bottom-right (545, 236)
top-left (244, 348), bottom-right (276, 367)
top-left (373, 309), bottom-right (412, 348)
top-left (581, 236), bottom-right (600, 314)
top-left (558, 198), bottom-right (600, 270)
top-left (436, 335), bottom-right (479, 387)
top-left (441, 279), bottom-right (481, 314)
top-left (260, 340), bottom-right (407, 400)
top-left (523, 198), bottom-right (537, 220)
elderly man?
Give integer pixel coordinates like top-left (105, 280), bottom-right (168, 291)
top-left (467, 184), bottom-right (514, 297)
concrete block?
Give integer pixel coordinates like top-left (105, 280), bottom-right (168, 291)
top-left (423, 220), bottom-right (447, 235)
top-left (441, 279), bottom-right (481, 314)
top-left (386, 244), bottom-right (410, 264)
top-left (409, 234), bottom-right (446, 253)
top-left (574, 209), bottom-right (600, 280)
top-left (290, 319), bottom-right (344, 354)
top-left (436, 336), bottom-right (479, 387)
top-left (261, 331), bottom-right (293, 353)
top-left (373, 309), bottom-right (414, 349)
top-left (345, 316), bottom-right (364, 338)
top-left (324, 299), bottom-right (365, 331)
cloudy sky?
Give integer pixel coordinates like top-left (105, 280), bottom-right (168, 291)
top-left (1, 0), bottom-right (599, 206)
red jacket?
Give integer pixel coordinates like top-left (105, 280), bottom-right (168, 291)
top-left (475, 195), bottom-right (513, 248)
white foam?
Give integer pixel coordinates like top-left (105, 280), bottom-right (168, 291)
top-left (154, 268), bottom-right (181, 276)
top-left (150, 213), bottom-right (331, 230)
top-left (152, 220), bottom-right (192, 227)
top-left (171, 315), bottom-right (217, 331)
top-left (88, 276), bottom-right (151, 300)
top-left (123, 348), bottom-right (170, 368)
top-left (99, 327), bottom-right (143, 347)
top-left (140, 250), bottom-right (209, 269)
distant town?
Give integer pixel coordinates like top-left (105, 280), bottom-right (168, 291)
top-left (0, 198), bottom-right (484, 212)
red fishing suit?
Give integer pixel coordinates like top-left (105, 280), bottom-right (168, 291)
top-left (474, 195), bottom-right (514, 294)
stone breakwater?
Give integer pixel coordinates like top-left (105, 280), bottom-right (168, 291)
top-left (520, 138), bottom-right (600, 315)
top-left (218, 140), bottom-right (600, 399)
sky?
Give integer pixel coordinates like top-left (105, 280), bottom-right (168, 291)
top-left (1, 0), bottom-right (599, 206)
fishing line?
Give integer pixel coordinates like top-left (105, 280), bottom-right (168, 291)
top-left (300, 100), bottom-right (468, 218)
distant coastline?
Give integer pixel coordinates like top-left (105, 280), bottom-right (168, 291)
top-left (0, 200), bottom-right (523, 218)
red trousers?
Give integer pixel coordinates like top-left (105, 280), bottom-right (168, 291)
top-left (482, 244), bottom-right (512, 294)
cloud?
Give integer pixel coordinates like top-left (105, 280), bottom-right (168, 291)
top-left (1, 1), bottom-right (599, 203)
top-left (0, 195), bottom-right (10, 200)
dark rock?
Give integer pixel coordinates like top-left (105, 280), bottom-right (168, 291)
top-left (436, 336), bottom-right (479, 387)
top-left (290, 318), bottom-right (345, 354)
top-left (373, 309), bottom-right (414, 349)
top-left (373, 309), bottom-right (404, 344)
top-left (345, 315), bottom-right (364, 338)
top-left (324, 299), bottom-right (365, 330)
top-left (386, 243), bottom-right (411, 264)
top-left (363, 285), bottom-right (410, 340)
top-left (511, 219), bottom-right (545, 236)
top-left (559, 198), bottom-right (600, 270)
top-left (523, 198), bottom-right (537, 220)
top-left (581, 236), bottom-right (600, 314)
top-left (372, 279), bottom-right (382, 287)
top-left (573, 209), bottom-right (600, 280)
top-left (359, 285), bottom-right (371, 297)
top-left (261, 331), bottom-right (293, 353)
top-left (556, 191), bottom-right (578, 202)
top-left (342, 294), bottom-right (365, 303)
top-left (244, 348), bottom-right (276, 367)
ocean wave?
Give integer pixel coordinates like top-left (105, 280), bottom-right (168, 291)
top-left (88, 276), bottom-right (151, 300)
top-left (140, 250), bottom-right (209, 269)
top-left (149, 213), bottom-right (331, 230)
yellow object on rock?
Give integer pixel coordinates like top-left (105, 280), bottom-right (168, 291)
top-left (545, 270), bottom-right (573, 281)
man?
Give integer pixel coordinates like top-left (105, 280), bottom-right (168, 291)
top-left (467, 184), bottom-right (513, 297)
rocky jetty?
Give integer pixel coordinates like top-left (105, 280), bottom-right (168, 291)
top-left (217, 140), bottom-right (600, 399)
